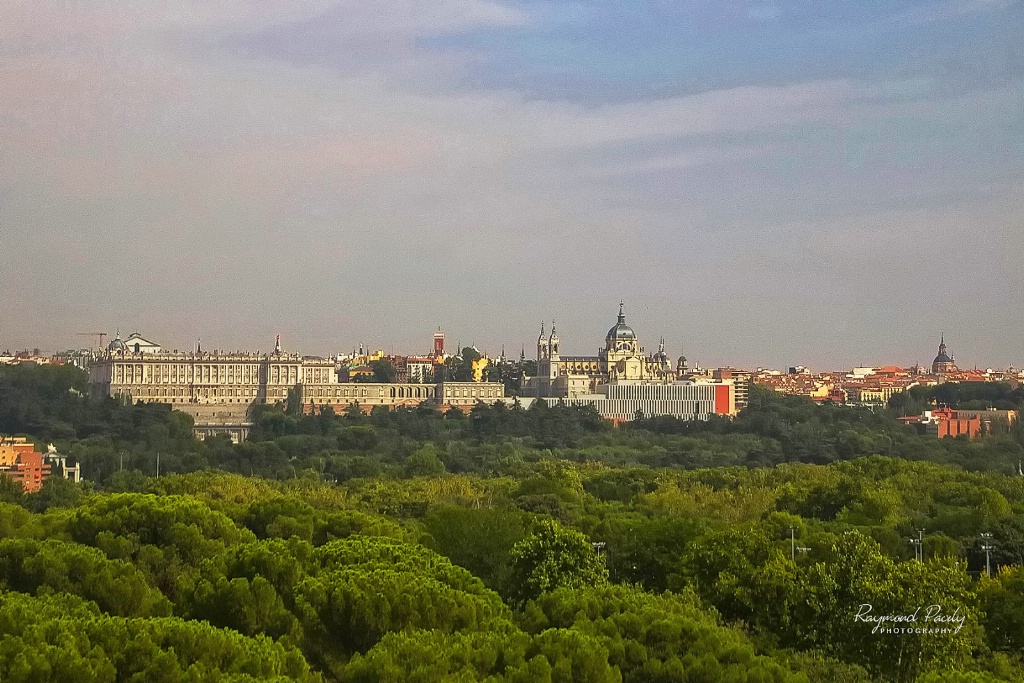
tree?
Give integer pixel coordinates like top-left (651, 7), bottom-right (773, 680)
top-left (509, 518), bottom-right (608, 604)
top-left (522, 584), bottom-right (809, 683)
top-left (24, 475), bottom-right (87, 512)
top-left (424, 505), bottom-right (529, 595)
top-left (0, 537), bottom-right (172, 618)
top-left (797, 533), bottom-right (981, 682)
top-left (0, 591), bottom-right (318, 682)
top-left (0, 474), bottom-right (24, 505)
top-left (341, 628), bottom-right (533, 683)
top-left (977, 566), bottom-right (1024, 654)
top-left (443, 347), bottom-right (481, 382)
top-left (404, 443), bottom-right (445, 477)
top-left (371, 360), bottom-right (397, 383)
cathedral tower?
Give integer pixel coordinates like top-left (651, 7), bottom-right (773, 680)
top-left (932, 335), bottom-right (957, 374)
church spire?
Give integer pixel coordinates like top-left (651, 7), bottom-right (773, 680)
top-left (617, 300), bottom-right (625, 324)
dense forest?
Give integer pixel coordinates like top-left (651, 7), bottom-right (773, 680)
top-left (2, 363), bottom-right (1024, 682)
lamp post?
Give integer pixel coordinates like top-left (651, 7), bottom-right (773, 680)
top-left (909, 528), bottom-right (925, 562)
top-left (980, 533), bottom-right (995, 578)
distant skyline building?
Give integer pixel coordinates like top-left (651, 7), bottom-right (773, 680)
top-left (524, 303), bottom-right (680, 399)
top-left (88, 332), bottom-right (507, 439)
top-left (0, 436), bottom-right (50, 493)
top-left (89, 335), bottom-right (337, 442)
top-left (0, 437), bottom-right (78, 492)
top-left (932, 336), bottom-right (957, 375)
top-left (522, 304), bottom-right (735, 421)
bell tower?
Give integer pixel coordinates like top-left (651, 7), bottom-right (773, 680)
top-left (547, 321), bottom-right (560, 380)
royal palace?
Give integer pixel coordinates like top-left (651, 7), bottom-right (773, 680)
top-left (89, 333), bottom-right (504, 442)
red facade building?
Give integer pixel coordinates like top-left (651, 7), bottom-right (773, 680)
top-left (0, 437), bottom-right (52, 493)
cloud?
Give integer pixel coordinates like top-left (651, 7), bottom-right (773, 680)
top-left (911, 0), bottom-right (1019, 23)
top-left (1, 0), bottom-right (1021, 364)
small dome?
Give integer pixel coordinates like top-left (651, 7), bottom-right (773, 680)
top-left (107, 333), bottom-right (126, 352)
top-left (933, 352), bottom-right (952, 364)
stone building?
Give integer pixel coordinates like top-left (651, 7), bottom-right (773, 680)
top-left (89, 335), bottom-right (337, 442)
top-left (932, 336), bottom-right (957, 375)
top-left (524, 303), bottom-right (680, 399)
top-left (301, 381), bottom-right (504, 414)
top-left (521, 303), bottom-right (735, 421)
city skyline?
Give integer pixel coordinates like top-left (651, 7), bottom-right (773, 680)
top-left (6, 312), bottom-right (1019, 374)
top-left (2, 1), bottom-right (1022, 367)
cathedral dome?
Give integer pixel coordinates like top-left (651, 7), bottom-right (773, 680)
top-left (933, 336), bottom-right (953, 364)
top-left (606, 303), bottom-right (636, 341)
top-left (107, 333), bottom-right (126, 352)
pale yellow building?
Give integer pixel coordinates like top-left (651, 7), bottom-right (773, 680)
top-left (89, 335), bottom-right (337, 441)
top-left (856, 386), bottom-right (905, 404)
top-left (524, 303), bottom-right (680, 398)
top-left (520, 304), bottom-right (735, 421)
top-left (302, 381), bottom-right (505, 413)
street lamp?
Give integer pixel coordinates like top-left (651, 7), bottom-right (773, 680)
top-left (980, 533), bottom-right (995, 578)
top-left (909, 528), bottom-right (925, 562)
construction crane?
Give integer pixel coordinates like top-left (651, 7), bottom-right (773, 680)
top-left (77, 332), bottom-right (107, 350)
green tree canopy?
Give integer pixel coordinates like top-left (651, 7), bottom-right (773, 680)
top-left (509, 518), bottom-right (608, 605)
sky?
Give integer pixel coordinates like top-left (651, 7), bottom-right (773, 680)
top-left (1, 0), bottom-right (1022, 370)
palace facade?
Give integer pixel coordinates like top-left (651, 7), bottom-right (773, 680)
top-left (90, 333), bottom-right (506, 440)
top-left (89, 334), bottom-right (337, 441)
top-left (301, 381), bottom-right (505, 414)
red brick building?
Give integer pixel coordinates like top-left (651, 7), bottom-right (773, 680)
top-left (921, 407), bottom-right (982, 439)
top-left (0, 437), bottom-right (51, 493)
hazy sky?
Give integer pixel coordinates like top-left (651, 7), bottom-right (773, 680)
top-left (2, 0), bottom-right (1022, 369)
